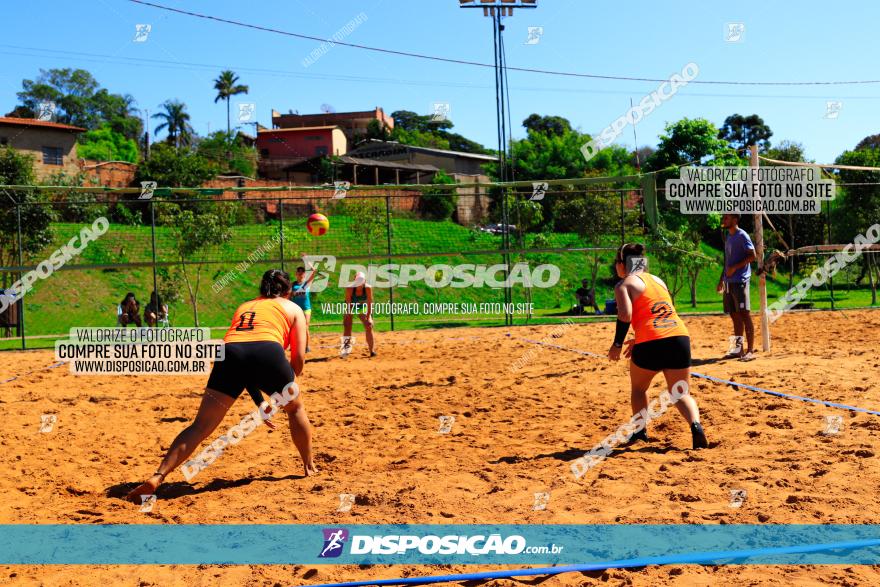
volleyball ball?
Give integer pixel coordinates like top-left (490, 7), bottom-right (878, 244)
top-left (307, 213), bottom-right (330, 236)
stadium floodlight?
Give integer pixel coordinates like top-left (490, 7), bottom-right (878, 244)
top-left (458, 0), bottom-right (537, 17)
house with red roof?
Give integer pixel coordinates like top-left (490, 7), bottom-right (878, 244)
top-left (0, 117), bottom-right (86, 179)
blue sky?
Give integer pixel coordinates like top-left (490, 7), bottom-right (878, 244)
top-left (1, 0), bottom-right (878, 163)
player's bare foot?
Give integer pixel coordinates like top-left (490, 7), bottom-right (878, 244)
top-left (126, 473), bottom-right (164, 502)
top-left (303, 461), bottom-right (318, 477)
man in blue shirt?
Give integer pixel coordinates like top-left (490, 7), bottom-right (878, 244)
top-left (717, 214), bottom-right (757, 361)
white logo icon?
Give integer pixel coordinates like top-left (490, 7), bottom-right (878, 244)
top-left (333, 181), bottom-right (350, 199)
top-left (238, 103), bottom-right (256, 122)
top-left (824, 101), bottom-right (843, 120)
top-left (36, 101), bottom-right (56, 122)
top-left (337, 493), bottom-right (356, 513)
top-left (139, 494), bottom-right (157, 513)
top-left (627, 257), bottom-right (647, 274)
top-left (302, 255), bottom-right (336, 293)
top-left (340, 336), bottom-right (354, 359)
top-left (431, 102), bottom-right (450, 123)
top-left (139, 181), bottom-right (157, 200)
top-left (525, 26), bottom-right (544, 45)
top-left (39, 414), bottom-right (57, 433)
top-left (823, 415), bottom-right (843, 435)
top-left (438, 415), bottom-right (455, 434)
top-left (729, 488), bottom-right (747, 508)
top-left (727, 335), bottom-right (744, 356)
top-left (134, 24), bottom-right (152, 43)
top-left (530, 182), bottom-right (548, 201)
top-left (533, 492), bottom-right (550, 511)
top-left (725, 23), bottom-right (745, 43)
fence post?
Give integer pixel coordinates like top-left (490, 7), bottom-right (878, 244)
top-left (15, 200), bottom-right (25, 350)
top-left (501, 188), bottom-right (512, 326)
top-left (641, 174), bottom-right (658, 229)
top-left (826, 199), bottom-right (834, 310)
top-left (619, 189), bottom-right (625, 246)
top-left (150, 200), bottom-right (159, 309)
top-left (385, 195), bottom-right (394, 331)
top-left (279, 198), bottom-right (285, 271)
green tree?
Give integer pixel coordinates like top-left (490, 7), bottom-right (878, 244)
top-left (152, 100), bottom-right (194, 149)
top-left (77, 124), bottom-right (139, 163)
top-left (420, 170), bottom-right (458, 220)
top-left (136, 143), bottom-right (217, 187)
top-left (646, 117), bottom-right (743, 293)
top-left (40, 169), bottom-right (108, 222)
top-left (157, 203), bottom-right (234, 326)
top-left (197, 131), bottom-right (257, 177)
top-left (14, 68), bottom-right (142, 140)
top-left (763, 140), bottom-right (822, 287)
top-left (718, 113), bottom-right (773, 152)
top-left (345, 197), bottom-right (386, 257)
top-left (0, 148), bottom-right (54, 287)
top-left (854, 134), bottom-right (880, 152)
top-left (388, 110), bottom-right (490, 154)
top-left (522, 114), bottom-right (572, 137)
top-left (213, 70), bottom-right (249, 136)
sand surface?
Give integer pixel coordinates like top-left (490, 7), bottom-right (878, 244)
top-left (1, 309), bottom-right (879, 585)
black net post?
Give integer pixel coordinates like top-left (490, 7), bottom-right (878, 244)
top-left (150, 199), bottom-right (159, 311)
top-left (385, 194), bottom-right (395, 331)
top-left (279, 197), bottom-right (285, 271)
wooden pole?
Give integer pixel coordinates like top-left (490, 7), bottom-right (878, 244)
top-left (750, 145), bottom-right (771, 352)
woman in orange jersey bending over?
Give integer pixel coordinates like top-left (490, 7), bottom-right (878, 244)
top-left (128, 269), bottom-right (315, 501)
top-left (607, 243), bottom-right (709, 449)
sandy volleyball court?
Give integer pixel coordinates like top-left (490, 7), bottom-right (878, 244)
top-left (1, 310), bottom-right (879, 585)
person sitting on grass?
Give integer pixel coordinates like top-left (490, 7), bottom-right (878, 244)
top-left (575, 279), bottom-right (601, 315)
top-left (117, 292), bottom-right (142, 327)
top-left (145, 291), bottom-right (169, 327)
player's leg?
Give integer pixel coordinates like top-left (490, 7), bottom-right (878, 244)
top-left (303, 309), bottom-right (312, 352)
top-left (628, 361), bottom-right (657, 442)
top-left (661, 368), bottom-right (708, 449)
top-left (358, 313), bottom-right (375, 356)
top-left (127, 388), bottom-right (235, 500)
top-left (283, 391), bottom-right (317, 477)
top-left (341, 313), bottom-right (354, 357)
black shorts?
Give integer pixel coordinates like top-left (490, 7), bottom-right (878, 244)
top-left (631, 335), bottom-right (691, 371)
top-left (206, 341), bottom-right (294, 400)
top-left (723, 281), bottom-right (751, 314)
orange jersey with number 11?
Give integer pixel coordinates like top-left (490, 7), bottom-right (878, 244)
top-left (630, 273), bottom-right (689, 344)
top-left (223, 297), bottom-right (295, 348)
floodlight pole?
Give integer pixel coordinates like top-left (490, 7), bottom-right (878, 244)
top-left (459, 1), bottom-right (537, 327)
top-left (750, 145), bottom-right (770, 352)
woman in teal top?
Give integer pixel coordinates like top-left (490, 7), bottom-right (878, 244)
top-left (291, 265), bottom-right (315, 352)
top-left (342, 271), bottom-right (375, 358)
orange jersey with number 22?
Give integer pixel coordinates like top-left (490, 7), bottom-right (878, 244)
top-left (630, 273), bottom-right (689, 344)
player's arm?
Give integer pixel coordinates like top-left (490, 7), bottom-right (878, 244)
top-left (343, 287), bottom-right (352, 314)
top-left (289, 304), bottom-right (307, 376)
top-left (365, 286), bottom-right (373, 321)
top-left (726, 248), bottom-right (757, 277)
top-left (608, 279), bottom-right (633, 359)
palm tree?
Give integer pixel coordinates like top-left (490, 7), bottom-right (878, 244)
top-left (152, 100), bottom-right (194, 149)
top-left (213, 70), bottom-right (249, 136)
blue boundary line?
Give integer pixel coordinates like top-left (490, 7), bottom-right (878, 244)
top-left (0, 360), bottom-right (65, 385)
top-left (310, 538), bottom-right (880, 586)
top-left (521, 338), bottom-right (880, 416)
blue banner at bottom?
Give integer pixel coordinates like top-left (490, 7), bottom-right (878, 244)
top-left (1, 525), bottom-right (880, 565)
